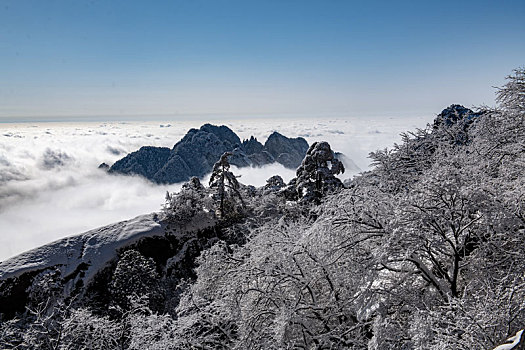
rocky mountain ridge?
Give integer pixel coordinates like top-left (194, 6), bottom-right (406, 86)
top-left (108, 124), bottom-right (310, 184)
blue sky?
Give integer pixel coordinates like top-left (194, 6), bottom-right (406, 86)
top-left (1, 0), bottom-right (524, 120)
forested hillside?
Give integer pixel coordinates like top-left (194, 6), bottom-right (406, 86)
top-left (0, 68), bottom-right (523, 349)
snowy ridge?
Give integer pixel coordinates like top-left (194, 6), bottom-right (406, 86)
top-left (0, 211), bottom-right (216, 284)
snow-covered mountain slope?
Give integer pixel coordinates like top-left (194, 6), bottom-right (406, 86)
top-left (0, 211), bottom-right (217, 317)
top-left (1, 214), bottom-right (161, 281)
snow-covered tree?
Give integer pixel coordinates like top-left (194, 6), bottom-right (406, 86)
top-left (209, 152), bottom-right (244, 219)
top-left (262, 175), bottom-right (285, 194)
top-left (295, 141), bottom-right (345, 203)
top-left (163, 176), bottom-right (211, 224)
top-left (26, 267), bottom-right (63, 311)
top-left (110, 249), bottom-right (160, 311)
top-left (59, 308), bottom-right (120, 349)
top-left (496, 67), bottom-right (525, 116)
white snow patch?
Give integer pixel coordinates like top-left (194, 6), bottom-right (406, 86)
top-left (0, 211), bottom-right (216, 284)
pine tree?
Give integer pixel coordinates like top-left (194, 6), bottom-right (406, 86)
top-left (295, 141), bottom-right (345, 203)
top-left (209, 152), bottom-right (244, 219)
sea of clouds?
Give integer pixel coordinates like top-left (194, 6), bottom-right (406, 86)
top-left (0, 115), bottom-right (431, 260)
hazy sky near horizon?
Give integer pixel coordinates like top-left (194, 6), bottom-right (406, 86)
top-left (1, 0), bottom-right (524, 120)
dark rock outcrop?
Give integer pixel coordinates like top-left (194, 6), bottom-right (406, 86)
top-left (264, 132), bottom-right (309, 169)
top-left (109, 146), bottom-right (171, 179)
top-left (109, 124), bottom-right (309, 184)
top-left (152, 125), bottom-right (240, 184)
top-left (242, 136), bottom-right (264, 155)
top-left (433, 104), bottom-right (485, 145)
top-left (433, 104), bottom-right (482, 128)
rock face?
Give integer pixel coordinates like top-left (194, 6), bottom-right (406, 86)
top-left (109, 124), bottom-right (309, 184)
top-left (151, 125), bottom-right (241, 184)
top-left (264, 132), bottom-right (309, 168)
top-left (434, 104), bottom-right (482, 128)
top-left (242, 136), bottom-right (264, 155)
top-left (109, 146), bottom-right (171, 179)
top-left (433, 104), bottom-right (484, 145)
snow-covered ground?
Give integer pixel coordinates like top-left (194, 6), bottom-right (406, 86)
top-left (0, 210), bottom-right (216, 285)
top-left (0, 115), bottom-right (431, 261)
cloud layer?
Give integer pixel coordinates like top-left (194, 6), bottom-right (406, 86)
top-left (0, 115), bottom-right (431, 260)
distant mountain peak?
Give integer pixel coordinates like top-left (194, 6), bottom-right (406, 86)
top-left (109, 124), bottom-right (309, 184)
